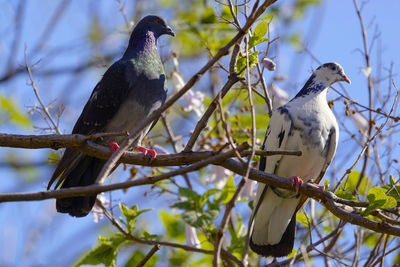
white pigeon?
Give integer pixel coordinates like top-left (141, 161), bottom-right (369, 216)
top-left (249, 62), bottom-right (350, 257)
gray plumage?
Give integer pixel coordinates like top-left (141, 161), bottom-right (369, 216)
top-left (48, 15), bottom-right (174, 217)
top-left (249, 63), bottom-right (350, 257)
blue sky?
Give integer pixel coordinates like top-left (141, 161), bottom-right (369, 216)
top-left (0, 0), bottom-right (399, 266)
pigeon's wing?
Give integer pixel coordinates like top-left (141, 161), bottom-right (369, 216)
top-left (315, 127), bottom-right (338, 184)
top-left (296, 126), bottom-right (338, 211)
top-left (48, 60), bottom-right (134, 189)
top-left (72, 61), bottom-right (134, 135)
top-left (251, 107), bottom-right (292, 223)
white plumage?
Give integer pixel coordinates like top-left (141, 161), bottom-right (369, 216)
top-left (249, 62), bottom-right (350, 257)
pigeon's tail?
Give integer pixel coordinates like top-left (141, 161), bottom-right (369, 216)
top-left (249, 185), bottom-right (300, 257)
top-left (55, 156), bottom-right (105, 217)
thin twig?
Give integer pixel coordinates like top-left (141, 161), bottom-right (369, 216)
top-left (136, 245), bottom-right (160, 267)
top-left (24, 48), bottom-right (61, 134)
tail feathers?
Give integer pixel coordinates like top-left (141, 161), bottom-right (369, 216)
top-left (250, 213), bottom-right (296, 257)
top-left (249, 185), bottom-right (299, 257)
top-left (56, 156), bottom-right (105, 217)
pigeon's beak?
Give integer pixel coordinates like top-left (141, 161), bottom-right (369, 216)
top-left (166, 27), bottom-right (175, 37)
top-left (341, 74), bottom-right (351, 84)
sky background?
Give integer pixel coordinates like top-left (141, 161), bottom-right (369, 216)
top-left (0, 0), bottom-right (399, 266)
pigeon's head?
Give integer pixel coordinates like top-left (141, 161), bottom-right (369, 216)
top-left (134, 15), bottom-right (175, 38)
top-left (315, 62), bottom-right (351, 85)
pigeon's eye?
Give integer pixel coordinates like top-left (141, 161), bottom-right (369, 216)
top-left (330, 65), bottom-right (336, 71)
top-left (155, 18), bottom-right (161, 24)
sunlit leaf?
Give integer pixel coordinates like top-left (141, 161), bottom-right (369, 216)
top-left (363, 187), bottom-right (397, 215)
top-left (159, 210), bottom-right (185, 241)
top-left (75, 234), bottom-right (125, 267)
top-left (296, 211), bottom-right (310, 228)
top-left (0, 94), bottom-right (31, 128)
top-left (119, 204), bottom-right (152, 233)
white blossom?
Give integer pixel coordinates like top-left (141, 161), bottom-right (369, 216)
top-left (172, 71), bottom-right (185, 92)
top-left (206, 165), bottom-right (232, 189)
top-left (91, 193), bottom-right (111, 223)
top-left (172, 71), bottom-right (205, 117)
top-left (262, 57), bottom-right (276, 71)
top-left (181, 89), bottom-right (205, 117)
top-left (153, 144), bottom-right (169, 155)
top-left (269, 84), bottom-right (289, 107)
top-left (185, 225), bottom-right (201, 248)
top-left (361, 66), bottom-right (372, 77)
top-left (238, 179), bottom-right (257, 200)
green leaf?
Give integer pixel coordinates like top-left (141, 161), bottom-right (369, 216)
top-left (159, 210), bottom-right (185, 241)
top-left (75, 234), bottom-right (125, 267)
top-left (182, 209), bottom-right (219, 228)
top-left (289, 32), bottom-right (302, 51)
top-left (200, 7), bottom-right (216, 24)
top-left (364, 232), bottom-right (382, 248)
top-left (324, 179), bottom-right (330, 190)
top-left (335, 189), bottom-right (357, 201)
top-left (341, 171), bottom-right (371, 195)
top-left (140, 231), bottom-right (159, 241)
top-left (363, 187), bottom-right (397, 215)
top-left (170, 200), bottom-right (194, 211)
top-left (383, 184), bottom-right (400, 201)
top-left (169, 250), bottom-right (191, 266)
top-left (286, 248), bottom-right (298, 259)
top-left (248, 20), bottom-right (269, 48)
top-left (217, 175), bottom-right (236, 204)
top-left (254, 20), bottom-right (268, 38)
top-left (227, 213), bottom-right (247, 255)
top-left (88, 17), bottom-right (104, 44)
top-left (296, 211), bottom-right (310, 228)
top-left (236, 51), bottom-right (259, 75)
top-left (178, 187), bottom-right (201, 201)
top-left (119, 204), bottom-right (151, 233)
top-left (0, 94), bottom-right (31, 128)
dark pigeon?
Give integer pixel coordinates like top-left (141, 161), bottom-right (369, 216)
top-left (249, 63), bottom-right (350, 257)
top-left (48, 15), bottom-right (175, 217)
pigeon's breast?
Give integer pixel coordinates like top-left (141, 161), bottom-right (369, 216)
top-left (275, 107), bottom-right (337, 182)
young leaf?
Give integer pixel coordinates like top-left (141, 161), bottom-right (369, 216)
top-left (119, 204), bottom-right (152, 233)
top-left (363, 187), bottom-right (397, 215)
top-left (0, 94), bottom-right (31, 128)
top-left (159, 210), bottom-right (185, 241)
top-left (75, 234), bottom-right (125, 267)
top-left (296, 211), bottom-right (310, 228)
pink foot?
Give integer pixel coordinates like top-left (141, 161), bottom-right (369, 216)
top-left (135, 146), bottom-right (157, 160)
top-left (309, 181), bottom-right (324, 189)
top-left (107, 140), bottom-right (120, 153)
top-left (290, 176), bottom-right (303, 192)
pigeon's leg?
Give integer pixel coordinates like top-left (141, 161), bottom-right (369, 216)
top-left (107, 140), bottom-right (120, 153)
top-left (308, 180), bottom-right (324, 189)
top-left (106, 140), bottom-right (127, 155)
top-left (289, 176), bottom-right (303, 192)
top-left (135, 146), bottom-right (157, 160)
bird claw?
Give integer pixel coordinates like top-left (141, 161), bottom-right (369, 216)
top-left (135, 146), bottom-right (157, 160)
top-left (107, 140), bottom-right (120, 153)
top-left (308, 181), bottom-right (324, 189)
top-left (289, 176), bottom-right (303, 193)
top-left (106, 140), bottom-right (126, 155)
